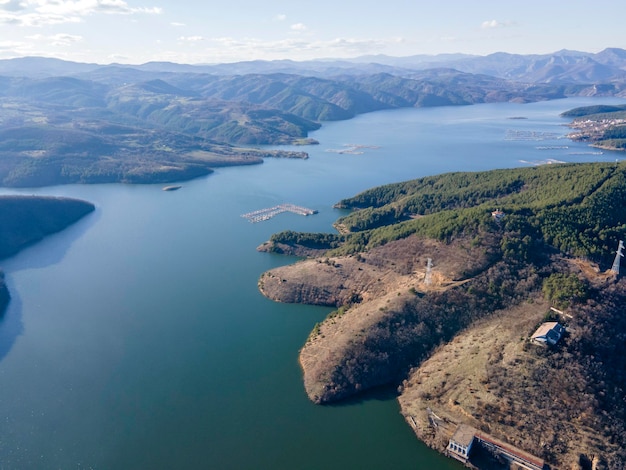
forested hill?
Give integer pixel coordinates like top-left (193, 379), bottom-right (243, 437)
top-left (259, 162), bottom-right (626, 468)
top-left (270, 162), bottom-right (626, 265)
top-left (0, 195), bottom-right (95, 260)
top-left (0, 195), bottom-right (95, 314)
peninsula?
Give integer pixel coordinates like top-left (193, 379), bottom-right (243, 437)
top-left (259, 162), bottom-right (626, 469)
top-left (0, 195), bottom-right (95, 314)
top-left (563, 104), bottom-right (626, 152)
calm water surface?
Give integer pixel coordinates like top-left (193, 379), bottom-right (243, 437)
top-left (0, 98), bottom-right (624, 469)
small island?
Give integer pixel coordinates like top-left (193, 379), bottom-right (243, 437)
top-left (259, 162), bottom-right (626, 469)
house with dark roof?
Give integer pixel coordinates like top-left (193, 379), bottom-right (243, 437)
top-left (531, 321), bottom-right (565, 345)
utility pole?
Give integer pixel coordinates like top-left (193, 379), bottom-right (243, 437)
top-left (424, 258), bottom-right (433, 285)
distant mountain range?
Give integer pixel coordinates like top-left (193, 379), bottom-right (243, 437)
top-left (1, 49), bottom-right (625, 187)
top-left (2, 48), bottom-right (626, 83)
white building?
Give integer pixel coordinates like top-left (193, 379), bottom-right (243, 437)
top-left (447, 424), bottom-right (476, 463)
top-left (491, 210), bottom-right (505, 222)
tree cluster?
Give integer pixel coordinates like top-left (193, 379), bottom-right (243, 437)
top-left (291, 163), bottom-right (626, 269)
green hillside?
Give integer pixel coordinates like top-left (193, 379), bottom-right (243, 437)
top-left (271, 162), bottom-right (626, 266)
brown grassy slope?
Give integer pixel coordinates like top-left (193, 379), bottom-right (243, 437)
top-left (258, 235), bottom-right (485, 306)
top-left (399, 268), bottom-right (626, 470)
top-left (259, 234), bottom-right (515, 403)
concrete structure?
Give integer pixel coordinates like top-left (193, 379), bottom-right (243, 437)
top-left (447, 423), bottom-right (545, 470)
top-left (475, 431), bottom-right (545, 470)
top-left (531, 321), bottom-right (565, 345)
top-left (447, 424), bottom-right (476, 463)
top-left (611, 240), bottom-right (624, 275)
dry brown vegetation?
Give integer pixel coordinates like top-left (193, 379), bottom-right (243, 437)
top-left (258, 235), bottom-right (487, 306)
top-left (260, 232), bottom-right (626, 468)
top-left (399, 269), bottom-right (626, 470)
top-left (259, 232), bottom-right (538, 404)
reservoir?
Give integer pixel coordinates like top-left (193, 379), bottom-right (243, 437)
top-left (0, 98), bottom-right (624, 469)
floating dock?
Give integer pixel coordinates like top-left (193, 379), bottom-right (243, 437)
top-left (325, 144), bottom-right (380, 155)
top-left (241, 203), bottom-right (318, 223)
top-left (505, 130), bottom-right (562, 141)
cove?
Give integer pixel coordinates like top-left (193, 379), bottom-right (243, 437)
top-left (0, 97), bottom-right (624, 469)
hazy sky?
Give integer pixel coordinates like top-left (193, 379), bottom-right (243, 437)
top-left (1, 0), bottom-right (625, 64)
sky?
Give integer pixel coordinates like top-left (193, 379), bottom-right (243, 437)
top-left (0, 0), bottom-right (625, 64)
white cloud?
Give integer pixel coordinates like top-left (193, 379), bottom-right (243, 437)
top-left (178, 35), bottom-right (204, 42)
top-left (273, 13), bottom-right (286, 21)
top-left (170, 21), bottom-right (185, 27)
top-left (2, 13), bottom-right (82, 26)
top-left (290, 22), bottom-right (306, 32)
top-left (195, 35), bottom-right (406, 63)
top-left (53, 33), bottom-right (81, 45)
top-left (481, 19), bottom-right (514, 29)
top-left (32, 0), bottom-right (160, 16)
top-left (0, 35), bottom-right (76, 58)
top-left (0, 0), bottom-right (161, 26)
top-left (0, 0), bottom-right (27, 11)
top-left (0, 39), bottom-right (26, 50)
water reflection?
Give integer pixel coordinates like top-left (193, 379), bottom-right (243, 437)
top-left (0, 284), bottom-right (23, 361)
top-left (2, 207), bottom-right (99, 273)
top-left (0, 207), bottom-right (99, 362)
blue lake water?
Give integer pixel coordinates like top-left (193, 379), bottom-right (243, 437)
top-left (0, 97), bottom-right (624, 469)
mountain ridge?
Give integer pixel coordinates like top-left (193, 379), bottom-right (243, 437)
top-left (1, 50), bottom-right (625, 187)
top-left (3, 48), bottom-right (626, 83)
